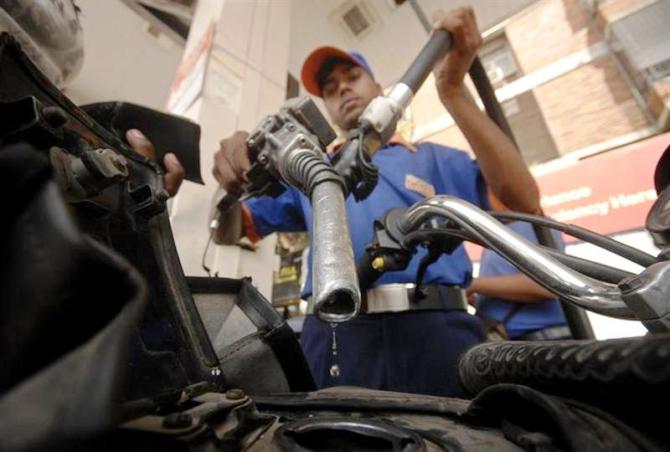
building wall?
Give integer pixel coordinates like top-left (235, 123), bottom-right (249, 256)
top-left (650, 79), bottom-right (670, 127)
top-left (534, 54), bottom-right (650, 153)
top-left (503, 91), bottom-right (559, 164)
top-left (509, 0), bottom-right (650, 155)
top-left (413, 0), bottom-right (656, 160)
top-left (505, 0), bottom-right (602, 74)
top-left (597, 0), bottom-right (670, 131)
top-left (166, 0), bottom-right (292, 299)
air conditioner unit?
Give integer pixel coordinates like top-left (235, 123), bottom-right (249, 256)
top-left (485, 63), bottom-right (505, 85)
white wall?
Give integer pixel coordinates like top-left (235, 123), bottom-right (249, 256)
top-left (65, 0), bottom-right (183, 110)
top-left (166, 0), bottom-right (292, 299)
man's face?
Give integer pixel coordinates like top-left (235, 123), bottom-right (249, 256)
top-left (320, 62), bottom-right (382, 131)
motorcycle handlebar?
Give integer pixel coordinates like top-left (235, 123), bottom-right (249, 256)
top-left (396, 196), bottom-right (635, 319)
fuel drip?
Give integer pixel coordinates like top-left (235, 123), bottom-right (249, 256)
top-left (329, 323), bottom-right (341, 378)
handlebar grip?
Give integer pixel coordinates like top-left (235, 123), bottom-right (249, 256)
top-left (398, 29), bottom-right (453, 93)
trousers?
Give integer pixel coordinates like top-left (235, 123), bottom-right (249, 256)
top-left (301, 309), bottom-right (485, 398)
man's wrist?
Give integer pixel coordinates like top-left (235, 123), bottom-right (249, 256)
top-left (470, 276), bottom-right (494, 297)
top-left (468, 277), bottom-right (482, 294)
top-left (439, 84), bottom-right (469, 110)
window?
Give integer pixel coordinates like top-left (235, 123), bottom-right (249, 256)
top-left (479, 38), bottom-right (519, 86)
top-left (478, 36), bottom-right (558, 163)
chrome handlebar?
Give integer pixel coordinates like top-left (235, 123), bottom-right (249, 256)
top-left (398, 196), bottom-right (637, 319)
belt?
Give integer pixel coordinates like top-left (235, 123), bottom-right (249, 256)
top-left (307, 284), bottom-right (468, 315)
top-left (517, 325), bottom-right (572, 341)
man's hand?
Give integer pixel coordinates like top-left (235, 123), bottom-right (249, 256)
top-left (432, 7), bottom-right (482, 104)
top-left (212, 131), bottom-right (251, 196)
top-left (468, 275), bottom-right (555, 303)
top-left (126, 128), bottom-right (184, 197)
top-left (466, 285), bottom-right (477, 305)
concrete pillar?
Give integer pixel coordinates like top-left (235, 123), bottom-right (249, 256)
top-left (166, 0), bottom-right (293, 299)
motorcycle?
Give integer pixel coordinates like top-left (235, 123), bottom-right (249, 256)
top-left (1, 1), bottom-right (668, 450)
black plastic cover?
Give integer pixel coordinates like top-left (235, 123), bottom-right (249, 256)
top-left (81, 102), bottom-right (204, 184)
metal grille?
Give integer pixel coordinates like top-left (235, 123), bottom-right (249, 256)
top-left (342, 5), bottom-right (370, 36)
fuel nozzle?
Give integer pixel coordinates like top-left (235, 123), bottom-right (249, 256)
top-left (211, 96), bottom-right (362, 323)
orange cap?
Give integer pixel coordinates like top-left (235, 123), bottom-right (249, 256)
top-left (300, 46), bottom-right (373, 97)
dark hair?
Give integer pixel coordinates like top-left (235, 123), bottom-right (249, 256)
top-left (315, 57), bottom-right (356, 94)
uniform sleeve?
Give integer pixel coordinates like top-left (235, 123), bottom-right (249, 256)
top-left (242, 186), bottom-right (306, 240)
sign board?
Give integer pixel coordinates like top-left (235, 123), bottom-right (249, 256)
top-left (466, 132), bottom-right (670, 260)
top-left (537, 133), bottom-right (668, 237)
top-left (166, 22), bottom-right (215, 115)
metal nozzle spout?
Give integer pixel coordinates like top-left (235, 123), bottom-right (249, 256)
top-left (310, 180), bottom-right (361, 323)
top-left (312, 281), bottom-right (361, 323)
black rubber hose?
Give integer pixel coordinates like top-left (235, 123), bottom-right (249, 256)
top-left (468, 57), bottom-right (518, 146)
top-left (285, 151), bottom-right (344, 196)
top-left (538, 245), bottom-right (634, 283)
top-left (458, 335), bottom-right (670, 433)
top-left (332, 131), bottom-right (379, 199)
top-left (492, 211), bottom-right (657, 268)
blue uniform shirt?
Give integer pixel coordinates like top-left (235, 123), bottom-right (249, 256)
top-left (244, 140), bottom-right (490, 295)
top-left (475, 221), bottom-right (568, 338)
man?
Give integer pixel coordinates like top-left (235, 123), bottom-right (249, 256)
top-left (212, 8), bottom-right (541, 397)
top-left (470, 222), bottom-right (571, 341)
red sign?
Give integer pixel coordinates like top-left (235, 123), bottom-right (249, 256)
top-left (466, 133), bottom-right (670, 260)
top-left (538, 133), bottom-right (668, 236)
